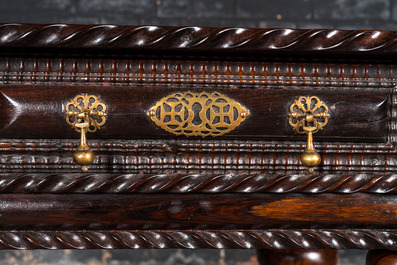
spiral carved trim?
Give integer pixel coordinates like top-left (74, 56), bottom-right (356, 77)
top-left (1, 173), bottom-right (397, 194)
top-left (0, 230), bottom-right (396, 250)
top-left (1, 24), bottom-right (397, 54)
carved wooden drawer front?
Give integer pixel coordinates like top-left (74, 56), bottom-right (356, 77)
top-left (0, 23), bottom-right (396, 262)
top-left (0, 86), bottom-right (390, 141)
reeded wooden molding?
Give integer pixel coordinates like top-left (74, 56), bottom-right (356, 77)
top-left (0, 137), bottom-right (395, 173)
top-left (2, 153), bottom-right (396, 172)
top-left (1, 154), bottom-right (395, 173)
top-left (0, 229), bottom-right (396, 250)
top-left (1, 24), bottom-right (397, 55)
top-left (0, 58), bottom-right (395, 87)
top-left (1, 173), bottom-right (397, 194)
top-left (0, 139), bottom-right (392, 152)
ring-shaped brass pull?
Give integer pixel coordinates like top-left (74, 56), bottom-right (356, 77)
top-left (66, 94), bottom-right (107, 172)
top-left (289, 96), bottom-right (329, 173)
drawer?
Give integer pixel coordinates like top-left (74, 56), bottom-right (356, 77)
top-left (0, 25), bottom-right (394, 175)
top-left (0, 85), bottom-right (390, 142)
top-left (0, 64), bottom-right (393, 173)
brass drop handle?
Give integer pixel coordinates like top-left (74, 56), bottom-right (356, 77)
top-left (73, 115), bottom-right (94, 172)
top-left (300, 115), bottom-right (321, 174)
top-left (289, 96), bottom-right (329, 173)
top-left (66, 94), bottom-right (107, 172)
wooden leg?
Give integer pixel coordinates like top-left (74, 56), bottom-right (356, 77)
top-left (366, 250), bottom-right (397, 265)
top-left (256, 249), bottom-right (338, 265)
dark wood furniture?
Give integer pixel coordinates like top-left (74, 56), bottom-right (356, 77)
top-left (0, 23), bottom-right (397, 265)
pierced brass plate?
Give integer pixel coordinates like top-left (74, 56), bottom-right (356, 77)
top-left (147, 91), bottom-right (250, 137)
top-left (289, 96), bottom-right (329, 134)
top-left (66, 94), bottom-right (107, 133)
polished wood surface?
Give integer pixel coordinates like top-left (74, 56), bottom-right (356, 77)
top-left (1, 173), bottom-right (397, 193)
top-left (0, 193), bottom-right (394, 230)
top-left (257, 249), bottom-right (338, 265)
top-left (367, 251), bottom-right (397, 265)
top-left (1, 24), bottom-right (397, 61)
top-left (0, 85), bottom-right (389, 141)
top-left (1, 138), bottom-right (396, 173)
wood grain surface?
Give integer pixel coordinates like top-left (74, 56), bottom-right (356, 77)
top-left (0, 193), bottom-right (394, 230)
top-left (257, 249), bottom-right (338, 265)
top-left (0, 85), bottom-right (390, 141)
top-left (367, 251), bottom-right (397, 265)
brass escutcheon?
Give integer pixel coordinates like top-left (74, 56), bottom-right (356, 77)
top-left (147, 91), bottom-right (250, 137)
top-left (289, 96), bottom-right (329, 173)
top-left (66, 94), bottom-right (107, 172)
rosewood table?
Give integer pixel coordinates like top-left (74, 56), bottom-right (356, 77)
top-left (0, 23), bottom-right (396, 265)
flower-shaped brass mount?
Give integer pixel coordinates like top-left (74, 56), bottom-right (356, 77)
top-left (66, 94), bottom-right (107, 172)
top-left (289, 96), bottom-right (329, 173)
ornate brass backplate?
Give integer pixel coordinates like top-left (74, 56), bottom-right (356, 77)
top-left (147, 91), bottom-right (250, 137)
top-left (289, 96), bottom-right (329, 134)
top-left (66, 94), bottom-right (107, 133)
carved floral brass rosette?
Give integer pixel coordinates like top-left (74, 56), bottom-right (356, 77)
top-left (147, 91), bottom-right (250, 137)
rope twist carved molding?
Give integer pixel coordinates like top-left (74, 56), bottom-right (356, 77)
top-left (1, 24), bottom-right (397, 54)
top-left (1, 173), bottom-right (397, 193)
top-left (0, 230), bottom-right (396, 250)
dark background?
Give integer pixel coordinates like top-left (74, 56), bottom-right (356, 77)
top-left (0, 0), bottom-right (388, 264)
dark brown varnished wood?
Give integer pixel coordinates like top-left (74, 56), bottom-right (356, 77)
top-left (1, 24), bottom-right (397, 61)
top-left (1, 58), bottom-right (395, 88)
top-left (0, 193), bottom-right (395, 230)
top-left (0, 230), bottom-right (392, 250)
top-left (257, 249), bottom-right (338, 265)
top-left (0, 139), bottom-right (395, 173)
top-left (367, 251), bottom-right (397, 265)
top-left (0, 56), bottom-right (394, 173)
top-left (0, 85), bottom-right (390, 141)
top-left (0, 173), bottom-right (397, 194)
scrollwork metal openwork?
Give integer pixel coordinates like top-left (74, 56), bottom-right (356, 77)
top-left (289, 96), bottom-right (329, 134)
top-left (66, 94), bottom-right (107, 133)
top-left (147, 92), bottom-right (250, 137)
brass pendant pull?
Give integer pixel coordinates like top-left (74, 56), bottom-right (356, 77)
top-left (289, 96), bottom-right (329, 173)
top-left (66, 94), bottom-right (107, 172)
